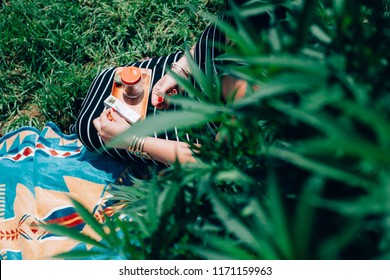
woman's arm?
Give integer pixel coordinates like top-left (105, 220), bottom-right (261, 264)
top-left (151, 45), bottom-right (195, 108)
top-left (148, 77), bottom-right (248, 164)
top-left (222, 75), bottom-right (248, 102)
top-left (143, 136), bottom-right (197, 165)
top-left (93, 108), bottom-right (197, 165)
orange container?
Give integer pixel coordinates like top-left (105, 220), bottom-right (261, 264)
top-left (121, 66), bottom-right (144, 98)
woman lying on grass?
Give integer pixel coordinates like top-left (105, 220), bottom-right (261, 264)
top-left (72, 0), bottom-right (259, 169)
top-left (0, 0), bottom-right (276, 259)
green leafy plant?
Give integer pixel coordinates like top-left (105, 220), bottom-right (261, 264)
top-left (41, 0), bottom-right (390, 260)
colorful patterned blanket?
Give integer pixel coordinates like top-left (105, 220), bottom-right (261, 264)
top-left (0, 122), bottom-right (128, 260)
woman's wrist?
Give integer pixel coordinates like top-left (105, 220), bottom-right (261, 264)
top-left (171, 52), bottom-right (192, 77)
top-left (141, 137), bottom-right (196, 165)
top-left (127, 136), bottom-right (153, 160)
top-left (170, 62), bottom-right (190, 80)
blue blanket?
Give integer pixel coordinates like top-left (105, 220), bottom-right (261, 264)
top-left (0, 122), bottom-right (128, 259)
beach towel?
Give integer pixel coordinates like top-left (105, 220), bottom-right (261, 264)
top-left (0, 122), bottom-right (128, 259)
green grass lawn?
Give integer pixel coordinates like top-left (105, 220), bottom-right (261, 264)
top-left (2, 0), bottom-right (389, 260)
top-left (0, 0), bottom-right (224, 136)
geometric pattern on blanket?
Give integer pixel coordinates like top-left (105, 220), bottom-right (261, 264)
top-left (0, 122), bottom-right (128, 260)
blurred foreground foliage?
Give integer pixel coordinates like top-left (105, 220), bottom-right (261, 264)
top-left (44, 0), bottom-right (390, 260)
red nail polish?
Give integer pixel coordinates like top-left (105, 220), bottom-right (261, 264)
top-left (157, 96), bottom-right (163, 103)
top-left (172, 89), bottom-right (177, 94)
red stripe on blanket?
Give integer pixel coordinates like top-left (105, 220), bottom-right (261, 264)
top-left (46, 212), bottom-right (85, 228)
top-left (12, 154), bottom-right (22, 161)
top-left (23, 147), bottom-right (33, 156)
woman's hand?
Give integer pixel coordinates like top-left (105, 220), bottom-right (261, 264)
top-left (151, 74), bottom-right (178, 109)
top-left (93, 108), bottom-right (131, 149)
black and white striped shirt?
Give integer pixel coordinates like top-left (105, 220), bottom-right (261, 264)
top-left (70, 16), bottom-right (226, 165)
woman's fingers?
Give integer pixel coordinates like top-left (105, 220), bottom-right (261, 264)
top-left (93, 117), bottom-right (101, 134)
top-left (151, 85), bottom-right (166, 107)
top-left (99, 108), bottom-right (110, 123)
top-left (110, 109), bottom-right (130, 126)
top-left (93, 116), bottom-right (110, 143)
top-left (151, 74), bottom-right (178, 108)
top-left (166, 88), bottom-right (178, 97)
top-left (93, 109), bottom-right (132, 148)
